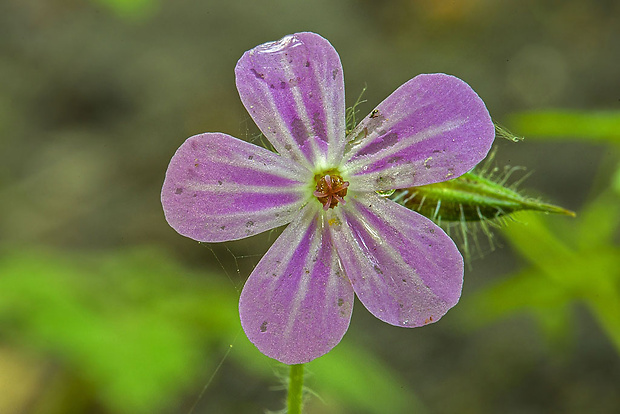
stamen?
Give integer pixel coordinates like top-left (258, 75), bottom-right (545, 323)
top-left (314, 173), bottom-right (349, 210)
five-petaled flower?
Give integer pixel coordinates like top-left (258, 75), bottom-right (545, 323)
top-left (162, 32), bottom-right (494, 364)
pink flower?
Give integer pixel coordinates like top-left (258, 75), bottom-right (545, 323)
top-left (162, 32), bottom-right (494, 364)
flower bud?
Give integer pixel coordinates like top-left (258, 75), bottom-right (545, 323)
top-left (392, 171), bottom-right (575, 223)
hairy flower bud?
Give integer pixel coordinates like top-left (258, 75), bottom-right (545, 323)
top-left (392, 171), bottom-right (575, 223)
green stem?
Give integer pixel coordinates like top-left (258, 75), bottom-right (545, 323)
top-left (287, 364), bottom-right (304, 414)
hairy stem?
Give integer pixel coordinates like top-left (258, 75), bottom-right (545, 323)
top-left (287, 364), bottom-right (304, 414)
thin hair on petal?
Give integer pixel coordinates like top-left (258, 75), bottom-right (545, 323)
top-left (345, 84), bottom-right (368, 135)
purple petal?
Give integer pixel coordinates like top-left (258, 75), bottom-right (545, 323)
top-left (236, 32), bottom-right (346, 168)
top-left (343, 74), bottom-right (494, 191)
top-left (327, 193), bottom-right (463, 327)
top-left (161, 133), bottom-right (309, 242)
top-left (239, 204), bottom-right (354, 364)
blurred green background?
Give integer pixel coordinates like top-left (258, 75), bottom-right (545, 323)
top-left (1, 0), bottom-right (619, 413)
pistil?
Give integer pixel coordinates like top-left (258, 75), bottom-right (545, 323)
top-left (314, 174), bottom-right (349, 210)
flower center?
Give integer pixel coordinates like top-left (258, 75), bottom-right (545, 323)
top-left (313, 173), bottom-right (349, 211)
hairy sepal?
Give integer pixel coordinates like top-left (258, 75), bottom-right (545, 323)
top-left (392, 171), bottom-right (575, 223)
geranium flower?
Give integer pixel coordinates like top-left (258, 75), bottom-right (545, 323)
top-left (162, 32), bottom-right (494, 364)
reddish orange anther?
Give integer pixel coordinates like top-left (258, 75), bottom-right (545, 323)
top-left (314, 174), bottom-right (349, 210)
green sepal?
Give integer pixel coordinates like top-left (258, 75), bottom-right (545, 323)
top-left (391, 171), bottom-right (575, 223)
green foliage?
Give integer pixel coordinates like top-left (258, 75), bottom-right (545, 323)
top-left (308, 343), bottom-right (426, 414)
top-left (0, 246), bottom-right (420, 413)
top-left (0, 246), bottom-right (238, 413)
top-left (460, 109), bottom-right (620, 355)
top-left (508, 110), bottom-right (620, 145)
top-left (216, 317), bottom-right (424, 414)
top-left (91, 0), bottom-right (158, 20)
top-left (462, 207), bottom-right (620, 352)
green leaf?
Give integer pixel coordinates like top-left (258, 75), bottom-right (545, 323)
top-left (460, 268), bottom-right (573, 347)
top-left (576, 191), bottom-right (620, 250)
top-left (500, 212), bottom-right (574, 274)
top-left (586, 287), bottom-right (620, 352)
top-left (463, 269), bottom-right (571, 324)
top-left (508, 110), bottom-right (620, 144)
top-left (613, 162), bottom-right (620, 195)
top-left (498, 212), bottom-right (620, 354)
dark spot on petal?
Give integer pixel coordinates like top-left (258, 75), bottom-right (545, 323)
top-left (339, 310), bottom-right (346, 317)
top-left (399, 303), bottom-right (404, 308)
top-left (370, 109), bottom-right (380, 118)
top-left (305, 61), bottom-right (310, 67)
top-left (194, 163), bottom-right (199, 168)
top-left (260, 321), bottom-right (268, 332)
top-left (280, 80), bottom-right (287, 89)
top-left (248, 155), bottom-right (254, 160)
top-left (332, 68), bottom-right (338, 80)
top-left (218, 180), bottom-right (223, 185)
top-left (381, 132), bottom-right (399, 146)
top-left (192, 193), bottom-right (197, 197)
top-left (175, 187), bottom-right (183, 194)
top-left (357, 132), bottom-right (399, 156)
top-left (429, 228), bottom-right (435, 234)
top-left (312, 112), bottom-right (327, 142)
top-left (291, 118), bottom-right (308, 146)
top-left (402, 279), bottom-right (407, 283)
top-left (220, 225), bottom-right (226, 230)
top-left (284, 144), bottom-right (292, 150)
top-left (250, 68), bottom-right (265, 79)
top-left (246, 220), bottom-right (254, 227)
top-left (337, 298), bottom-right (344, 307)
top-left (373, 264), bottom-right (383, 274)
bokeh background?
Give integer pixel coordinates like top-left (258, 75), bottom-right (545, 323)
top-left (2, 0), bottom-right (619, 413)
